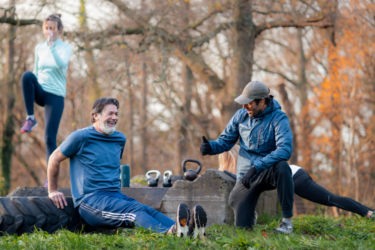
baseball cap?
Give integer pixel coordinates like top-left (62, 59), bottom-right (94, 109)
top-left (234, 81), bottom-right (270, 105)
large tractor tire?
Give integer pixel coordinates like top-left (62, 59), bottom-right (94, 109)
top-left (0, 197), bottom-right (84, 235)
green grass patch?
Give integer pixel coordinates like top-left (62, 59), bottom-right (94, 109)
top-left (1, 214), bottom-right (374, 249)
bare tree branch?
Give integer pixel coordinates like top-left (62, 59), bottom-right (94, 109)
top-left (299, 0), bottom-right (320, 12)
top-left (258, 37), bottom-right (297, 56)
top-left (106, 0), bottom-right (150, 26)
top-left (255, 16), bottom-right (333, 37)
top-left (0, 17), bottom-right (42, 26)
top-left (184, 7), bottom-right (227, 30)
top-left (64, 25), bottom-right (143, 41)
top-left (174, 48), bottom-right (225, 93)
top-left (192, 22), bottom-right (232, 48)
top-left (254, 62), bottom-right (298, 86)
top-left (252, 10), bottom-right (288, 15)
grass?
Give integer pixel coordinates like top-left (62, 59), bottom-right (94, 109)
top-left (1, 214), bottom-right (375, 249)
top-left (130, 175), bottom-right (148, 186)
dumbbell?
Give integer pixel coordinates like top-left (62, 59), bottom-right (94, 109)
top-left (146, 170), bottom-right (160, 187)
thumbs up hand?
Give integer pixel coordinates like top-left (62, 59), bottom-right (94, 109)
top-left (200, 136), bottom-right (212, 156)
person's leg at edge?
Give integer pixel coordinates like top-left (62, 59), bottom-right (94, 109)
top-left (20, 71), bottom-right (45, 132)
top-left (229, 180), bottom-right (262, 229)
top-left (43, 92), bottom-right (64, 187)
top-left (138, 202), bottom-right (175, 228)
top-left (272, 161), bottom-right (294, 232)
top-left (294, 169), bottom-right (371, 218)
top-left (79, 193), bottom-right (175, 234)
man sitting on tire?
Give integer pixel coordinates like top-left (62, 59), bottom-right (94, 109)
top-left (47, 97), bottom-right (207, 238)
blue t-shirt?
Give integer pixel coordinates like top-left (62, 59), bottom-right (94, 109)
top-left (60, 126), bottom-right (126, 207)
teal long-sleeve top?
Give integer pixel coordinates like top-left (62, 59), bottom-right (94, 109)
top-left (33, 38), bottom-right (73, 98)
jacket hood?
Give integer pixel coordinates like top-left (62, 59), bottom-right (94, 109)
top-left (254, 99), bottom-right (281, 118)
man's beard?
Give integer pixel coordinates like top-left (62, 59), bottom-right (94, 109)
top-left (99, 115), bottom-right (116, 135)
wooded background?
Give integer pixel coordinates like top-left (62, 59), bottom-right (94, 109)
top-left (1, 0), bottom-right (375, 215)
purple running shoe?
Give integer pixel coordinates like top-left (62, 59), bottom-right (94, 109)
top-left (21, 118), bottom-right (38, 133)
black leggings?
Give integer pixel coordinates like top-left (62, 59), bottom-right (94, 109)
top-left (21, 71), bottom-right (64, 164)
top-left (294, 169), bottom-right (371, 217)
top-left (229, 161), bottom-right (294, 229)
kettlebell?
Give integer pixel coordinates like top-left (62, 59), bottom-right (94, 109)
top-left (182, 158), bottom-right (202, 181)
top-left (163, 170), bottom-right (173, 187)
top-left (146, 170), bottom-right (160, 187)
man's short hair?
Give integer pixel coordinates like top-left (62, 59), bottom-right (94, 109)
top-left (91, 97), bottom-right (119, 123)
top-left (254, 95), bottom-right (273, 106)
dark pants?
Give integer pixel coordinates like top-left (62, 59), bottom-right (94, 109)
top-left (294, 169), bottom-right (371, 217)
top-left (229, 161), bottom-right (294, 229)
top-left (21, 71), bottom-right (64, 164)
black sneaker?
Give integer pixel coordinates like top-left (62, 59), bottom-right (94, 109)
top-left (188, 205), bottom-right (207, 239)
top-left (174, 203), bottom-right (190, 237)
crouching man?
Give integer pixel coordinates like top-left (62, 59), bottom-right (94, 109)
top-left (200, 81), bottom-right (294, 234)
top-left (47, 97), bottom-right (207, 238)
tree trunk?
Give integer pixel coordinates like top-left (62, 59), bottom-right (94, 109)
top-left (277, 83), bottom-right (298, 164)
top-left (221, 0), bottom-right (255, 123)
top-left (175, 65), bottom-right (193, 175)
top-left (140, 61), bottom-right (148, 172)
top-left (125, 59), bottom-right (134, 169)
top-left (174, 0), bottom-right (193, 175)
top-left (296, 28), bottom-right (312, 173)
top-left (1, 0), bottom-right (16, 195)
top-left (79, 0), bottom-right (101, 101)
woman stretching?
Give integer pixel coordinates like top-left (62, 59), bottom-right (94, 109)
top-left (20, 14), bottom-right (72, 187)
top-left (219, 145), bottom-right (374, 219)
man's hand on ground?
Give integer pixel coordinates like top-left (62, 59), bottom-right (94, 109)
top-left (242, 166), bottom-right (257, 189)
top-left (49, 190), bottom-right (67, 209)
top-left (200, 136), bottom-right (212, 156)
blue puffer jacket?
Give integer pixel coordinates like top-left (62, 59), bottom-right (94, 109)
top-left (209, 99), bottom-right (293, 180)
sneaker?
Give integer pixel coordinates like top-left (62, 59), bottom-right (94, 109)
top-left (275, 220), bottom-right (293, 234)
top-left (253, 211), bottom-right (258, 225)
top-left (368, 211), bottom-right (375, 220)
top-left (21, 118), bottom-right (38, 133)
top-left (188, 205), bottom-right (207, 239)
top-left (172, 203), bottom-right (190, 237)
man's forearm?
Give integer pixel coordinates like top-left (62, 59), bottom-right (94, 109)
top-left (47, 153), bottom-right (60, 192)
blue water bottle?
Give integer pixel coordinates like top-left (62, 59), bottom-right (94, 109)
top-left (121, 165), bottom-right (130, 187)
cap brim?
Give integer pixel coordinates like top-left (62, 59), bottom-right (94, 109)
top-left (234, 95), bottom-right (253, 105)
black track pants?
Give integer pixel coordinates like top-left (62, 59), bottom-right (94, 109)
top-left (228, 161), bottom-right (294, 229)
top-left (294, 169), bottom-right (371, 217)
top-left (21, 71), bottom-right (64, 164)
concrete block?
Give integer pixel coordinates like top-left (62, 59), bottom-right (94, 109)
top-left (160, 169), bottom-right (279, 226)
top-left (121, 187), bottom-right (169, 210)
top-left (160, 169), bottom-right (235, 226)
top-left (256, 188), bottom-right (279, 217)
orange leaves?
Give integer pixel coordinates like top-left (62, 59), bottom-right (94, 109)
top-left (261, 231), bottom-right (269, 238)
